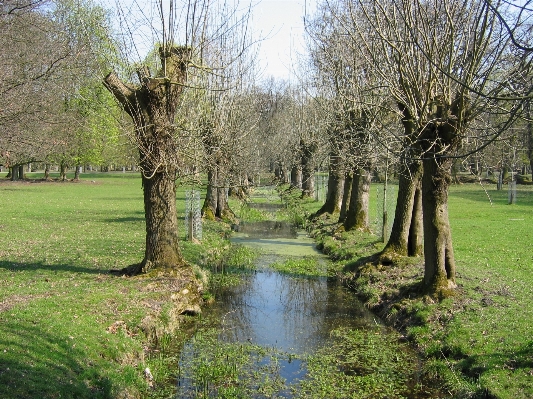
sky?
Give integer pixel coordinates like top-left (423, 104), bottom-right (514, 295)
top-left (106, 0), bottom-right (315, 82)
top-left (250, 0), bottom-right (312, 81)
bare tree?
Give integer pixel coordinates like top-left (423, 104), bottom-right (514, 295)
top-left (338, 0), bottom-right (528, 295)
top-left (104, 0), bottom-right (255, 275)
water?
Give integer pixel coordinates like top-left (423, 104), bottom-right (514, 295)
top-left (175, 199), bottom-right (443, 398)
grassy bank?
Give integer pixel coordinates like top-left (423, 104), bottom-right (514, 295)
top-left (310, 183), bottom-right (533, 398)
top-left (0, 172), bottom-right (232, 398)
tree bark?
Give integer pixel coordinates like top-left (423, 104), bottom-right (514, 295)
top-left (291, 165), bottom-right (302, 189)
top-left (300, 139), bottom-right (317, 198)
top-left (422, 156), bottom-right (456, 295)
top-left (202, 166), bottom-right (235, 221)
top-left (418, 95), bottom-right (466, 295)
top-left (104, 47), bottom-right (190, 275)
top-left (60, 162), bottom-right (67, 181)
top-left (315, 153), bottom-right (345, 216)
top-left (338, 171), bottom-right (352, 223)
top-left (140, 169), bottom-right (182, 272)
top-left (381, 160), bottom-right (423, 259)
top-left (343, 167), bottom-right (371, 231)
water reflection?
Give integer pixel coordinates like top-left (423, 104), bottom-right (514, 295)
top-left (213, 267), bottom-right (378, 353)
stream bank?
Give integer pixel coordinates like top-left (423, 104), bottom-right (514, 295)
top-left (159, 189), bottom-right (448, 398)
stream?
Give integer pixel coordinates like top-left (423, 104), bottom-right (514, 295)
top-left (173, 195), bottom-right (444, 398)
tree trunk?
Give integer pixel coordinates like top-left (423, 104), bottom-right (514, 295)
top-left (139, 169), bottom-right (182, 273)
top-left (418, 94), bottom-right (466, 295)
top-left (104, 46), bottom-right (191, 275)
top-left (343, 167), bottom-right (371, 231)
top-left (18, 164), bottom-right (24, 180)
top-left (408, 182), bottom-right (424, 257)
top-left (381, 160), bottom-right (423, 259)
top-left (422, 156), bottom-right (456, 295)
top-left (301, 140), bottom-right (317, 198)
top-left (60, 162), bottom-right (67, 181)
top-left (44, 164), bottom-right (50, 180)
top-left (527, 102), bottom-right (533, 176)
top-left (9, 166), bottom-right (18, 181)
top-left (202, 166), bottom-right (235, 221)
top-left (315, 154), bottom-right (345, 216)
top-left (338, 171), bottom-right (352, 223)
top-left (202, 169), bottom-right (218, 220)
top-left (291, 165), bottom-right (302, 189)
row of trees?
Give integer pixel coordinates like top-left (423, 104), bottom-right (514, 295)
top-left (3, 0), bottom-right (531, 297)
top-left (294, 0), bottom-right (533, 296)
top-left (0, 0), bottom-right (134, 180)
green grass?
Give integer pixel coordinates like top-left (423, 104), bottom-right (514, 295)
top-left (312, 182), bottom-right (533, 398)
top-left (0, 171), bottom-right (232, 398)
top-left (2, 172), bottom-right (532, 398)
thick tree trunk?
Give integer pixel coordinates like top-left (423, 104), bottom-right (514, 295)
top-left (203, 170), bottom-right (218, 220)
top-left (60, 162), bottom-right (67, 181)
top-left (291, 165), bottom-right (302, 189)
top-left (422, 157), bottom-right (456, 295)
top-left (315, 154), bottom-right (345, 216)
top-left (418, 94), bottom-right (466, 295)
top-left (381, 160), bottom-right (423, 259)
top-left (136, 169), bottom-right (182, 273)
top-left (202, 167), bottom-right (235, 221)
top-left (104, 46), bottom-right (191, 276)
top-left (338, 171), bottom-right (352, 223)
top-left (9, 166), bottom-right (18, 181)
top-left (343, 167), bottom-right (371, 231)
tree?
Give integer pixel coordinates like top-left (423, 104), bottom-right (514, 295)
top-left (105, 47), bottom-right (191, 274)
top-left (104, 0), bottom-right (254, 275)
top-left (362, 0), bottom-right (525, 294)
top-left (0, 0), bottom-right (118, 178)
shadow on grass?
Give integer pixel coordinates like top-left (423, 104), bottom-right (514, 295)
top-left (0, 322), bottom-right (113, 399)
top-left (457, 341), bottom-right (533, 377)
top-left (0, 260), bottom-right (106, 275)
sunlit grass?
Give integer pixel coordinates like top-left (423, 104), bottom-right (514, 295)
top-left (0, 171), bottom-right (232, 398)
top-left (313, 181), bottom-right (533, 398)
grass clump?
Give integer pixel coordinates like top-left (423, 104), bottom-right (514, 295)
top-left (295, 326), bottom-right (441, 399)
top-left (176, 327), bottom-right (290, 398)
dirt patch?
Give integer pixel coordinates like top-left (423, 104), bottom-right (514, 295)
top-left (0, 293), bottom-right (51, 312)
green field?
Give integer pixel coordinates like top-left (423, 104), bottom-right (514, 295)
top-left (313, 182), bottom-right (533, 398)
top-left (0, 172), bottom-right (228, 398)
top-left (1, 173), bottom-right (532, 398)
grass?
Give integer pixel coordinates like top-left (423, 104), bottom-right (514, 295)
top-left (2, 172), bottom-right (531, 398)
top-left (0, 171), bottom-right (234, 398)
top-left (311, 182), bottom-right (533, 398)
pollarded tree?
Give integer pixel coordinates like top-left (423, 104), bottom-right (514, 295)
top-left (104, 0), bottom-right (255, 275)
top-left (347, 0), bottom-right (527, 295)
top-left (105, 47), bottom-right (191, 274)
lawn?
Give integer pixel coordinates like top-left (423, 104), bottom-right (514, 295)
top-left (312, 182), bottom-right (533, 398)
top-left (1, 173), bottom-right (531, 398)
top-left (0, 172), bottom-right (228, 398)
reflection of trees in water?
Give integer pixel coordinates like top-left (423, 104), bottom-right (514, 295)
top-left (209, 261), bottom-right (377, 353)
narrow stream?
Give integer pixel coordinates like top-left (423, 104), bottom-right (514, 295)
top-left (175, 198), bottom-right (443, 398)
